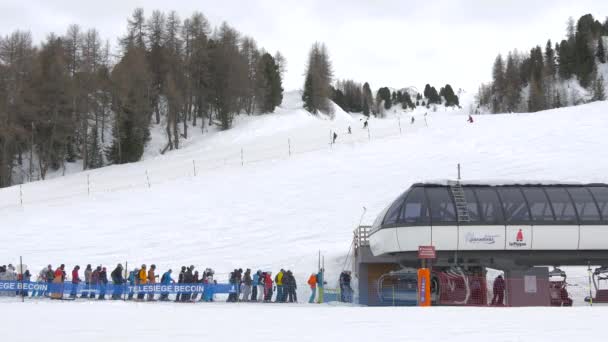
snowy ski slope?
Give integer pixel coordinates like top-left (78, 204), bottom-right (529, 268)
top-left (2, 92), bottom-right (608, 341)
top-left (2, 92), bottom-right (608, 285)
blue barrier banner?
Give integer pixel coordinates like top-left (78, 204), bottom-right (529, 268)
top-left (0, 281), bottom-right (235, 295)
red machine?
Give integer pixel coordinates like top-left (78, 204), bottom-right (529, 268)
top-left (548, 268), bottom-right (572, 307)
top-left (431, 267), bottom-right (487, 306)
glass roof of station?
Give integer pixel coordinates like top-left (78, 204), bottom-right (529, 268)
top-left (376, 184), bottom-right (608, 228)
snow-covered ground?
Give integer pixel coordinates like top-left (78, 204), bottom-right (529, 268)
top-left (1, 92), bottom-right (608, 340)
top-left (1, 300), bottom-right (606, 342)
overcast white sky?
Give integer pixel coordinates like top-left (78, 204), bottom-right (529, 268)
top-left (1, 0), bottom-right (607, 92)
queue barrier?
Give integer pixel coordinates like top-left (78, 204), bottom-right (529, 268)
top-left (0, 280), bottom-right (235, 295)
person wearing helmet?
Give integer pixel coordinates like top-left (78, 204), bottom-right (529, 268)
top-left (137, 265), bottom-right (147, 300)
top-left (147, 264), bottom-right (157, 301)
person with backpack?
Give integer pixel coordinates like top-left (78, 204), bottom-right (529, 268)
top-left (70, 266), bottom-right (81, 299)
top-left (98, 267), bottom-right (108, 300)
top-left (275, 269), bottom-right (285, 302)
top-left (110, 264), bottom-right (124, 300)
top-left (90, 266), bottom-right (101, 299)
top-left (127, 268), bottom-right (137, 300)
top-left (308, 273), bottom-right (317, 303)
top-left (285, 270), bottom-right (297, 303)
top-left (160, 269), bottom-right (174, 301)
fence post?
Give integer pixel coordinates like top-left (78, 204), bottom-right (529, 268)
top-left (367, 126), bottom-right (371, 141)
top-left (124, 260), bottom-right (128, 301)
top-left (145, 170), bottom-right (151, 188)
top-left (398, 117), bottom-right (402, 135)
top-left (20, 256), bottom-right (24, 302)
top-left (288, 138), bottom-right (291, 157)
top-left (241, 148), bottom-right (244, 166)
top-left (588, 262), bottom-right (594, 306)
top-left (87, 174), bottom-right (90, 196)
top-left (193, 160), bottom-right (197, 177)
top-left (19, 184), bottom-right (23, 206)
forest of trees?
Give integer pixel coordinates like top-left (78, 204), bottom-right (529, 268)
top-left (0, 8), bottom-right (284, 187)
top-left (478, 14), bottom-right (608, 114)
top-left (330, 81), bottom-right (458, 117)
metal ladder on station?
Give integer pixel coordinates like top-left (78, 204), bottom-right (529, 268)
top-left (449, 181), bottom-right (470, 223)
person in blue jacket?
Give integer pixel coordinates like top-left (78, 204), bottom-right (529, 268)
top-left (127, 268), bottom-right (137, 300)
top-left (160, 269), bottom-right (174, 301)
top-left (252, 270), bottom-right (260, 301)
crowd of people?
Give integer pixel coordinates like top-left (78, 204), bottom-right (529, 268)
top-left (0, 263), bottom-right (350, 304)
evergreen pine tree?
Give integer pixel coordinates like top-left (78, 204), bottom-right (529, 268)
top-left (302, 72), bottom-right (314, 113)
top-left (597, 37), bottom-right (606, 64)
top-left (87, 125), bottom-right (103, 169)
top-left (593, 75), bottom-right (606, 101)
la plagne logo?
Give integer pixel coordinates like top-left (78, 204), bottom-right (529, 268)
top-left (465, 232), bottom-right (499, 244)
top-left (509, 229), bottom-right (527, 247)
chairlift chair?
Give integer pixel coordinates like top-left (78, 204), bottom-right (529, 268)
top-left (585, 266), bottom-right (608, 304)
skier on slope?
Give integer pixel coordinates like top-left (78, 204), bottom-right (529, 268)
top-left (98, 266), bottom-right (108, 300)
top-left (147, 264), bottom-right (157, 301)
top-left (332, 132), bottom-right (338, 144)
top-left (110, 264), bottom-right (124, 300)
top-left (160, 269), bottom-right (174, 301)
top-left (307, 272), bottom-right (317, 303)
top-left (81, 264), bottom-right (92, 298)
top-left (252, 270), bottom-right (260, 301)
top-left (241, 269), bottom-right (252, 301)
top-left (137, 265), bottom-right (147, 301)
top-left (275, 269), bottom-right (285, 302)
top-left (127, 267), bottom-right (137, 300)
top-left (191, 271), bottom-right (200, 301)
top-left (91, 266), bottom-right (101, 299)
top-left (264, 272), bottom-right (274, 302)
top-left (175, 266), bottom-right (186, 302)
top-left (285, 270), bottom-right (297, 303)
top-left (467, 115), bottom-right (474, 123)
top-left (70, 265), bottom-right (81, 299)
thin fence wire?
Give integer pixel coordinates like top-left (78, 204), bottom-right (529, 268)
top-left (0, 117), bottom-right (417, 210)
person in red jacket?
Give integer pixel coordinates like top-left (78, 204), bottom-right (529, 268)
top-left (264, 272), bottom-right (273, 302)
top-left (70, 265), bottom-right (81, 299)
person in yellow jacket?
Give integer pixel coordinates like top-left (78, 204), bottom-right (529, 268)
top-left (137, 264), bottom-right (147, 300)
top-left (147, 264), bottom-right (157, 301)
top-left (274, 269), bottom-right (285, 302)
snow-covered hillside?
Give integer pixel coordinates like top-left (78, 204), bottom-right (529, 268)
top-left (2, 91), bottom-right (608, 286)
top-left (2, 91), bottom-right (608, 341)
